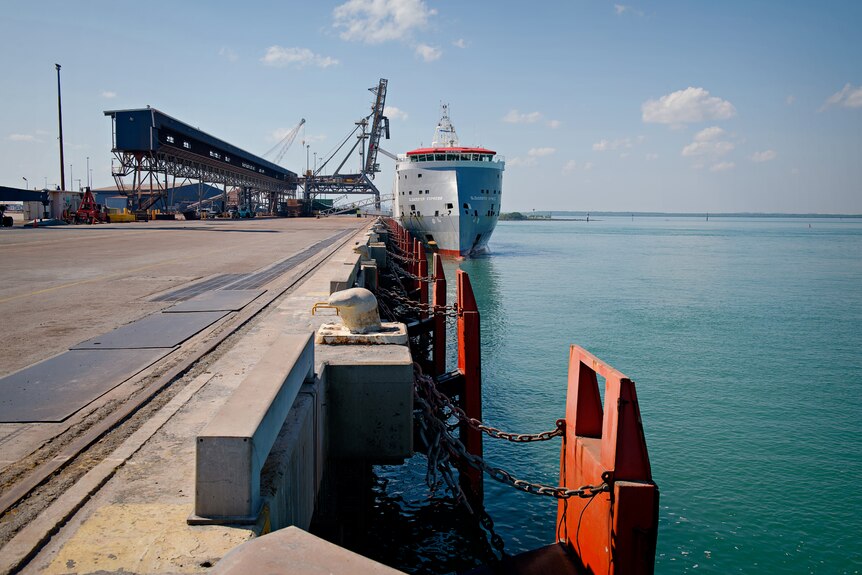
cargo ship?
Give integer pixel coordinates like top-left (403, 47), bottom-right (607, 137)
top-left (393, 105), bottom-right (505, 257)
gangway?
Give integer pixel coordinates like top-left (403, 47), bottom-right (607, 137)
top-left (318, 193), bottom-right (393, 216)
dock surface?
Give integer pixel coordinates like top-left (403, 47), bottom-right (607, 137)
top-left (0, 216), bottom-right (370, 574)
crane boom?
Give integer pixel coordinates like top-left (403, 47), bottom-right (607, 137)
top-left (364, 79), bottom-right (389, 177)
top-left (263, 118), bottom-right (306, 166)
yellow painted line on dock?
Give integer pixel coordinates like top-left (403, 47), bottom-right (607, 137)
top-left (44, 504), bottom-right (255, 575)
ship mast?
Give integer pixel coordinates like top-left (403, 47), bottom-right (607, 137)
top-left (432, 103), bottom-right (459, 148)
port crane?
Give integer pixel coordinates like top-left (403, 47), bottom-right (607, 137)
top-left (299, 78), bottom-right (390, 214)
top-left (262, 118), bottom-right (305, 166)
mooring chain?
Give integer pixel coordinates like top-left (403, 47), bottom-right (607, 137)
top-left (378, 288), bottom-right (459, 318)
top-left (388, 251), bottom-right (420, 264)
top-left (389, 260), bottom-right (437, 283)
top-left (416, 368), bottom-right (564, 443)
top-left (413, 369), bottom-right (610, 501)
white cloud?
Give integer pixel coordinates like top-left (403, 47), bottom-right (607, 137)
top-left (593, 137), bottom-right (636, 151)
top-left (751, 150), bottom-right (777, 163)
top-left (503, 109), bottom-right (542, 124)
top-left (547, 119), bottom-right (561, 129)
top-left (452, 38), bottom-right (467, 49)
top-left (261, 46), bottom-right (338, 68)
top-left (303, 133), bottom-right (327, 145)
top-left (100, 91), bottom-right (117, 99)
top-left (642, 87), bottom-right (737, 125)
top-left (385, 106), bottom-right (408, 120)
top-left (562, 159), bottom-right (594, 173)
top-left (333, 0), bottom-right (436, 44)
top-left (593, 136), bottom-right (642, 152)
top-left (507, 156), bottom-right (537, 168)
top-left (681, 126), bottom-right (734, 157)
top-left (528, 147), bottom-right (556, 157)
top-left (646, 153), bottom-right (659, 160)
top-left (415, 43), bottom-right (442, 62)
top-left (710, 161), bottom-right (735, 172)
top-left (8, 133), bottom-right (39, 142)
top-left (821, 83), bottom-right (862, 111)
top-left (219, 47), bottom-right (239, 62)
top-left (614, 4), bottom-right (644, 16)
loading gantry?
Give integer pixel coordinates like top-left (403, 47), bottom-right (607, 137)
top-left (300, 78), bottom-right (390, 213)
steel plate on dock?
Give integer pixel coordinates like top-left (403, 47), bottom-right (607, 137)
top-left (71, 311), bottom-right (228, 350)
top-left (164, 289), bottom-right (265, 313)
top-left (151, 274), bottom-right (248, 301)
top-left (0, 348), bottom-right (172, 422)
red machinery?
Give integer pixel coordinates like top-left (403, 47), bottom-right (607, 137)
top-left (71, 188), bottom-right (106, 224)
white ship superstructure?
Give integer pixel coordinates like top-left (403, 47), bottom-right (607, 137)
top-left (393, 105), bottom-right (505, 257)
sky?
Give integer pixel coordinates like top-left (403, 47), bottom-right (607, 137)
top-left (1, 0), bottom-right (860, 214)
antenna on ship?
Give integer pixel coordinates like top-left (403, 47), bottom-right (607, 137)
top-left (432, 103), bottom-right (459, 148)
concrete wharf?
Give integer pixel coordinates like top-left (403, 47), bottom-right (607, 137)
top-left (0, 215), bottom-right (659, 575)
top-left (0, 216), bottom-right (410, 574)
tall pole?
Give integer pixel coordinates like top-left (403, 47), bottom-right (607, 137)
top-left (56, 64), bottom-right (66, 191)
top-left (86, 156), bottom-right (90, 188)
top-left (23, 177), bottom-right (28, 189)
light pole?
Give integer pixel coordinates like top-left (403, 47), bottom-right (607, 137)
top-left (86, 156), bottom-right (90, 188)
top-left (56, 64), bottom-right (66, 191)
top-left (306, 145), bottom-right (310, 174)
top-left (89, 168), bottom-right (93, 189)
top-left (22, 177), bottom-right (28, 190)
top-left (70, 163), bottom-right (73, 191)
top-left (313, 152), bottom-right (317, 174)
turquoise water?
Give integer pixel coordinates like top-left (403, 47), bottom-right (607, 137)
top-left (362, 216), bottom-right (862, 573)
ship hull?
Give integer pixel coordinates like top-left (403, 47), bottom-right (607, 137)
top-left (393, 156), bottom-right (504, 257)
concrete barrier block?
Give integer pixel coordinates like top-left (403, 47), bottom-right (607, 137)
top-left (323, 346), bottom-right (413, 462)
top-left (329, 252), bottom-right (361, 294)
top-left (369, 242), bottom-right (387, 269)
top-left (213, 526), bottom-right (406, 574)
top-left (192, 332), bottom-right (314, 524)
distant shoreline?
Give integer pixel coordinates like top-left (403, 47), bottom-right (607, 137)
top-left (501, 211), bottom-right (862, 220)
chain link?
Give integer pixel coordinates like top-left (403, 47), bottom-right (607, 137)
top-left (389, 260), bottom-right (437, 283)
top-left (378, 287), bottom-right (459, 318)
top-left (388, 250), bottom-right (419, 264)
top-left (413, 364), bottom-right (610, 501)
top-left (415, 367), bottom-right (564, 443)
